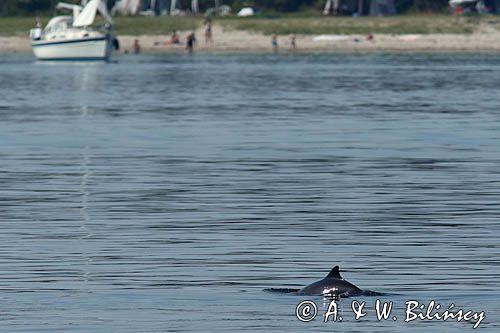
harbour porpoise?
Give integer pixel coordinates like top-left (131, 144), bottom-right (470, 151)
top-left (265, 265), bottom-right (383, 298)
top-left (297, 265), bottom-right (362, 297)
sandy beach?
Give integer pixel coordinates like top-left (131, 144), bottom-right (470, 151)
top-left (3, 24), bottom-right (500, 54)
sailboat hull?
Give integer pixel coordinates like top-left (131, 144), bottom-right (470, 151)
top-left (32, 36), bottom-right (113, 61)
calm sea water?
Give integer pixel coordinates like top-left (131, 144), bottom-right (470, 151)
top-left (0, 53), bottom-right (499, 332)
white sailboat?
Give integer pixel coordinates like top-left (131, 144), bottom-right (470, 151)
top-left (31, 0), bottom-right (118, 61)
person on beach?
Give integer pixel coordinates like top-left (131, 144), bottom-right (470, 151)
top-left (186, 32), bottom-right (196, 53)
top-left (165, 31), bottom-right (180, 45)
top-left (271, 33), bottom-right (278, 53)
top-left (204, 17), bottom-right (213, 45)
top-left (133, 39), bottom-right (141, 54)
top-left (289, 33), bottom-right (296, 51)
top-left (31, 17), bottom-right (42, 40)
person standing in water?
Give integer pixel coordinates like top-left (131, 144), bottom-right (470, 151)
top-left (186, 32), bottom-right (196, 53)
top-left (271, 33), bottom-right (278, 53)
top-left (289, 33), bottom-right (296, 52)
top-left (204, 17), bottom-right (213, 45)
top-left (133, 39), bottom-right (141, 54)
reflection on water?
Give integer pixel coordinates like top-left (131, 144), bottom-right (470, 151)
top-left (0, 53), bottom-right (499, 332)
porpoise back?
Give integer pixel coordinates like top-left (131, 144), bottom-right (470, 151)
top-left (297, 266), bottom-right (362, 297)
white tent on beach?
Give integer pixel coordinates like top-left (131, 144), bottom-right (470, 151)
top-left (111, 0), bottom-right (225, 16)
top-left (112, 0), bottom-right (171, 15)
top-left (111, 0), bottom-right (141, 15)
top-left (323, 0), bottom-right (396, 16)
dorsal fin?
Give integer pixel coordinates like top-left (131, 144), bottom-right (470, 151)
top-left (326, 266), bottom-right (342, 279)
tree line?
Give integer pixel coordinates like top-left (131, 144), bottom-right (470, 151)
top-left (0, 0), bottom-right (453, 16)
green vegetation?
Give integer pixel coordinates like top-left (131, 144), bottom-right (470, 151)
top-left (1, 0), bottom-right (57, 16)
top-left (114, 16), bottom-right (200, 35)
top-left (0, 0), bottom-right (455, 17)
top-left (2, 15), bottom-right (499, 37)
top-left (0, 16), bottom-right (201, 36)
top-left (0, 17), bottom-right (41, 36)
top-left (218, 15), bottom-right (478, 35)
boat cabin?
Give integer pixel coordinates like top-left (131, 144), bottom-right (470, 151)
top-left (43, 16), bottom-right (73, 35)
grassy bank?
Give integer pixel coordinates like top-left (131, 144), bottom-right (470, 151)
top-left (0, 17), bottom-right (38, 36)
top-left (1, 14), bottom-right (498, 37)
top-left (0, 16), bottom-right (200, 36)
top-left (219, 15), bottom-right (482, 35)
top-left (114, 16), bottom-right (199, 35)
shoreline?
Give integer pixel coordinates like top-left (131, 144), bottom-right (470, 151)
top-left (3, 25), bottom-right (500, 54)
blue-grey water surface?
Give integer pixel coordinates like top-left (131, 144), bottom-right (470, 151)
top-left (0, 53), bottom-right (499, 332)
